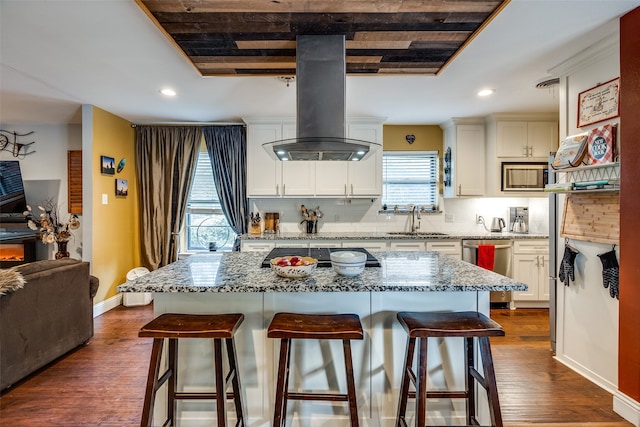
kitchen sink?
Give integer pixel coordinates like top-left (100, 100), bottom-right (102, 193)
top-left (387, 232), bottom-right (447, 236)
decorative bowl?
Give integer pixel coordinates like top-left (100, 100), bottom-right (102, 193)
top-left (330, 251), bottom-right (367, 277)
top-left (270, 256), bottom-right (318, 278)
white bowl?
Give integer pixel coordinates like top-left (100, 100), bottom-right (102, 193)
top-left (270, 256), bottom-right (318, 278)
top-left (330, 251), bottom-right (367, 277)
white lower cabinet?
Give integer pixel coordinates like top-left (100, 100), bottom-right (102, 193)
top-left (241, 242), bottom-right (276, 252)
top-left (342, 240), bottom-right (388, 251)
top-left (512, 240), bottom-right (549, 307)
top-left (389, 241), bottom-right (426, 251)
top-left (427, 241), bottom-right (462, 260)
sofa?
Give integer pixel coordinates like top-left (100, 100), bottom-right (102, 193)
top-left (0, 259), bottom-right (98, 390)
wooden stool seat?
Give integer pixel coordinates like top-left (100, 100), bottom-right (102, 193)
top-left (139, 313), bottom-right (247, 427)
top-left (268, 312), bottom-right (363, 427)
top-left (267, 312), bottom-right (364, 340)
top-left (139, 313), bottom-right (244, 339)
top-left (396, 311), bottom-right (505, 427)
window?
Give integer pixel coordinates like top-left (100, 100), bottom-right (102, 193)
top-left (184, 151), bottom-right (236, 251)
top-left (382, 151), bottom-right (439, 209)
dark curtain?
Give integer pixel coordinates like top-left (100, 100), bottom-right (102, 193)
top-left (136, 126), bottom-right (202, 269)
top-left (202, 125), bottom-right (248, 251)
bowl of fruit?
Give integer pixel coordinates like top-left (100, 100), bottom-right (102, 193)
top-left (270, 256), bottom-right (318, 278)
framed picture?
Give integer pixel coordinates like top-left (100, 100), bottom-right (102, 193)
top-left (577, 78), bottom-right (620, 127)
top-left (115, 179), bottom-right (128, 196)
top-left (101, 155), bottom-right (115, 175)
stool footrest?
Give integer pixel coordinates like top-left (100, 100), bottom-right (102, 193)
top-left (155, 369), bottom-right (173, 393)
top-left (287, 391), bottom-right (349, 402)
top-left (174, 391), bottom-right (238, 400)
top-left (408, 390), bottom-right (469, 400)
top-left (470, 366), bottom-right (487, 390)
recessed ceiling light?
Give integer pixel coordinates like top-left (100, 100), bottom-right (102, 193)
top-left (477, 89), bottom-right (495, 97)
top-left (160, 88), bottom-right (176, 97)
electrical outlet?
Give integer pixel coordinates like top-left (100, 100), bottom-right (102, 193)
top-left (445, 213), bottom-right (454, 223)
top-left (476, 214), bottom-right (483, 224)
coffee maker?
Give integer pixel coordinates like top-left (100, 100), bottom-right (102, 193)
top-left (509, 207), bottom-right (529, 234)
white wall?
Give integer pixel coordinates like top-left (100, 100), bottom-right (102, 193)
top-left (0, 123), bottom-right (83, 259)
top-left (549, 32), bottom-right (620, 392)
top-left (248, 195), bottom-right (549, 235)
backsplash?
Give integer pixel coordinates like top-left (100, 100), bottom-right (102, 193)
top-left (248, 196), bottom-right (549, 235)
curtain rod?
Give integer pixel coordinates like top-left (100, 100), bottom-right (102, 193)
top-left (131, 122), bottom-right (245, 128)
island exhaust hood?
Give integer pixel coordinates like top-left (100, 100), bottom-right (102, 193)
top-left (263, 35), bottom-right (381, 161)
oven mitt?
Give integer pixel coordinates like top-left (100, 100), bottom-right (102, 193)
top-left (558, 246), bottom-right (579, 286)
top-left (597, 249), bottom-right (619, 299)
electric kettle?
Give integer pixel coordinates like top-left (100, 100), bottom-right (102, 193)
top-left (512, 216), bottom-right (528, 233)
top-left (490, 217), bottom-right (506, 232)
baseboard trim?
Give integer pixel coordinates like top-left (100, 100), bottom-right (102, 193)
top-left (93, 293), bottom-right (122, 318)
top-left (553, 353), bottom-right (618, 395)
top-left (613, 391), bottom-right (640, 427)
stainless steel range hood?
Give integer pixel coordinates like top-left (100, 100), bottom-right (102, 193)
top-left (263, 35), bottom-right (381, 161)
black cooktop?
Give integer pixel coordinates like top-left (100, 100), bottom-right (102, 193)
top-left (261, 247), bottom-right (381, 268)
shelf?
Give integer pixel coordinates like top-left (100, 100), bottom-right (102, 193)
top-left (550, 161), bottom-right (619, 173)
top-left (547, 162), bottom-right (619, 193)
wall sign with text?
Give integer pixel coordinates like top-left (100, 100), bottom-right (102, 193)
top-left (577, 78), bottom-right (620, 128)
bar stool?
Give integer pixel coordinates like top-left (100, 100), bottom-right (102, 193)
top-left (395, 311), bottom-right (505, 427)
top-left (267, 312), bottom-right (364, 427)
top-left (138, 313), bottom-right (247, 427)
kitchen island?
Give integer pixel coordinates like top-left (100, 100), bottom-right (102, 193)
top-left (118, 251), bottom-right (526, 427)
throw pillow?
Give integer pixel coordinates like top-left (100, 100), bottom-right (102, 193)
top-left (0, 268), bottom-right (26, 296)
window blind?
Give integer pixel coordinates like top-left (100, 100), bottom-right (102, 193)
top-left (382, 151), bottom-right (439, 208)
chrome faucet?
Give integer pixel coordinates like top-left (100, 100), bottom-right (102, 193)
top-left (410, 205), bottom-right (421, 233)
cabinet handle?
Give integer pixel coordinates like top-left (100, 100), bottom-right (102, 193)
top-left (528, 146), bottom-right (533, 157)
top-left (523, 146), bottom-right (528, 157)
top-left (344, 184), bottom-right (348, 197)
top-left (534, 256), bottom-right (539, 267)
top-left (458, 184), bottom-right (462, 196)
top-left (276, 184), bottom-right (279, 196)
top-left (283, 184), bottom-right (286, 195)
top-left (351, 184), bottom-right (354, 196)
top-left (540, 256), bottom-right (545, 267)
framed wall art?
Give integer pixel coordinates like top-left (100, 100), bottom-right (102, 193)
top-left (577, 77), bottom-right (620, 128)
top-left (115, 179), bottom-right (128, 196)
top-left (100, 155), bottom-right (115, 175)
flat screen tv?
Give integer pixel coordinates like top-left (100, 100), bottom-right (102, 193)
top-left (0, 160), bottom-right (29, 214)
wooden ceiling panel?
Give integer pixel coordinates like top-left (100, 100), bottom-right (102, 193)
top-left (136, 0), bottom-right (510, 76)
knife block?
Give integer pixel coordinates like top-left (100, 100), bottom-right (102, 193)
top-left (249, 221), bottom-right (262, 235)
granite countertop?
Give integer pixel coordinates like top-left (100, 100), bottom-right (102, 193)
top-left (117, 251), bottom-right (527, 293)
top-left (238, 231), bottom-right (548, 241)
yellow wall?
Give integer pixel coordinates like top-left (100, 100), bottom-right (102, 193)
top-left (91, 107), bottom-right (139, 302)
top-left (383, 125), bottom-right (442, 152)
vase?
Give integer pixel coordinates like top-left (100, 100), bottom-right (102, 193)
top-left (55, 240), bottom-right (70, 259)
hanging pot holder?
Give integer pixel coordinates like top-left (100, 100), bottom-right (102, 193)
top-left (558, 245), bottom-right (579, 286)
top-left (597, 249), bottom-right (619, 299)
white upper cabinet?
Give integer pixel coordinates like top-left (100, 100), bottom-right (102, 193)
top-left (247, 117), bottom-right (384, 198)
top-left (246, 122), bottom-right (283, 197)
top-left (495, 119), bottom-right (558, 158)
top-left (441, 118), bottom-right (486, 198)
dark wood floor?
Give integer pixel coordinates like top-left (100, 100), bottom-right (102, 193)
top-left (0, 305), bottom-right (632, 426)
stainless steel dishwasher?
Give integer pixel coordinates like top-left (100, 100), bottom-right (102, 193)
top-left (462, 239), bottom-right (513, 305)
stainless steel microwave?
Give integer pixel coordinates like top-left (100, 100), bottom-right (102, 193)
top-left (501, 162), bottom-right (548, 192)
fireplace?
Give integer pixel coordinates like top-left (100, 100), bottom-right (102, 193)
top-left (0, 234), bottom-right (36, 268)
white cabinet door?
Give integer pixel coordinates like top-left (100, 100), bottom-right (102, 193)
top-left (496, 121), bottom-right (528, 157)
top-left (456, 125), bottom-right (485, 196)
top-left (343, 240), bottom-right (388, 251)
top-left (247, 124), bottom-right (282, 197)
top-left (309, 242), bottom-right (342, 248)
top-left (280, 123), bottom-right (315, 195)
top-left (348, 123), bottom-right (383, 196)
top-left (427, 241), bottom-right (462, 260)
top-left (282, 161), bottom-right (315, 195)
top-left (528, 122), bottom-right (558, 158)
top-left (497, 121), bottom-right (558, 158)
top-left (241, 242), bottom-right (275, 252)
top-left (512, 254), bottom-right (539, 300)
top-left (389, 241), bottom-right (426, 251)
top-left (314, 121), bottom-right (383, 197)
top-left (315, 162), bottom-right (349, 196)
